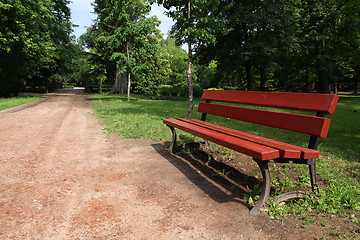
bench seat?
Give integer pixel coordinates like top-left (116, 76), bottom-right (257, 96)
top-left (163, 118), bottom-right (319, 161)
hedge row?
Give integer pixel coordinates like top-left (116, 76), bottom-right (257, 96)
top-left (157, 83), bottom-right (203, 98)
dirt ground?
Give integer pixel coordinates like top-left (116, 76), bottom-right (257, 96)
top-left (0, 89), bottom-right (334, 239)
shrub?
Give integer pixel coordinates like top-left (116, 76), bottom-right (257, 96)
top-left (223, 86), bottom-right (239, 90)
top-left (157, 83), bottom-right (203, 98)
top-left (193, 83), bottom-right (203, 97)
top-left (158, 85), bottom-right (173, 97)
top-left (207, 87), bottom-right (224, 91)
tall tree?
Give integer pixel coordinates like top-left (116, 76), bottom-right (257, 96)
top-left (80, 26), bottom-right (116, 92)
top-left (93, 0), bottom-right (159, 101)
top-left (197, 0), bottom-right (297, 91)
top-left (155, 0), bottom-right (225, 118)
top-left (0, 0), bottom-right (53, 96)
top-left (0, 0), bottom-right (73, 96)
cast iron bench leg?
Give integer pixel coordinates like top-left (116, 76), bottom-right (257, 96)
top-left (250, 159), bottom-right (271, 216)
top-left (167, 126), bottom-right (177, 154)
top-left (308, 159), bottom-right (319, 194)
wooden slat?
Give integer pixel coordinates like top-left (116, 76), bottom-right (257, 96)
top-left (201, 90), bottom-right (339, 115)
top-left (178, 118), bottom-right (319, 159)
top-left (163, 118), bottom-right (280, 161)
top-left (198, 102), bottom-right (331, 138)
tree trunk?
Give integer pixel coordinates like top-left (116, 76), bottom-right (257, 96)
top-left (317, 69), bottom-right (329, 93)
top-left (98, 80), bottom-right (102, 93)
top-left (245, 62), bottom-right (252, 91)
top-left (109, 68), bottom-right (120, 94)
top-left (120, 73), bottom-right (127, 94)
top-left (45, 79), bottom-right (49, 94)
top-left (126, 41), bottom-right (131, 102)
top-left (305, 66), bottom-right (310, 92)
top-left (187, 43), bottom-right (193, 119)
top-left (187, 0), bottom-right (193, 119)
top-left (109, 67), bottom-right (127, 94)
top-left (260, 67), bottom-right (267, 91)
top-left (115, 69), bottom-right (120, 92)
top-left (317, 40), bottom-right (329, 93)
top-left (355, 65), bottom-right (359, 94)
top-left (332, 82), bottom-right (338, 94)
top-left (85, 77), bottom-right (91, 93)
top-left (304, 48), bottom-right (310, 92)
top-left (234, 71), bottom-right (239, 88)
top-left (127, 72), bottom-right (131, 102)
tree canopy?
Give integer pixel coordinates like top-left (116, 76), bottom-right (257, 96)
top-left (0, 0), bottom-right (74, 97)
top-left (196, 0), bottom-right (360, 93)
top-left (0, 0), bottom-right (359, 97)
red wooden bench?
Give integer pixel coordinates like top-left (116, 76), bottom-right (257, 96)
top-left (163, 90), bottom-right (339, 215)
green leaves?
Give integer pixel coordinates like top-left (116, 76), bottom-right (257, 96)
top-left (0, 0), bottom-right (73, 96)
top-left (193, 0), bottom-right (360, 93)
top-left (158, 0), bottom-right (224, 48)
top-left (91, 0), bottom-right (161, 98)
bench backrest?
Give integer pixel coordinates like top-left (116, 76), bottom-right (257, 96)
top-left (198, 90), bottom-right (339, 138)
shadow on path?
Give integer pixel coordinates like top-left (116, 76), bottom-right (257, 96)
top-left (152, 142), bottom-right (252, 210)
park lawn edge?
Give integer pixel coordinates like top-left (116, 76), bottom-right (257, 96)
top-left (0, 95), bottom-right (43, 111)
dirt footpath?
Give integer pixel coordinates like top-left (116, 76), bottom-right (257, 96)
top-left (0, 90), bottom-right (319, 239)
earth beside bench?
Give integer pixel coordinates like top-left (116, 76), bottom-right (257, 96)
top-left (163, 90), bottom-right (339, 216)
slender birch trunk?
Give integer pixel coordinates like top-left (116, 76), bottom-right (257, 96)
top-left (187, 0), bottom-right (193, 119)
top-left (126, 41), bottom-right (131, 102)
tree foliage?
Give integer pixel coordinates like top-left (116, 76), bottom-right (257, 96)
top-left (91, 0), bottom-right (161, 101)
top-left (154, 0), bottom-right (226, 117)
top-left (196, 0), bottom-right (360, 93)
top-left (0, 0), bottom-right (74, 97)
top-left (2, 0), bottom-right (358, 97)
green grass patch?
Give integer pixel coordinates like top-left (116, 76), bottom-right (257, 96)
top-left (91, 93), bottom-right (360, 233)
top-left (323, 95), bottom-right (360, 161)
top-left (63, 84), bottom-right (75, 89)
top-left (0, 96), bottom-right (42, 111)
top-left (90, 94), bottom-right (203, 140)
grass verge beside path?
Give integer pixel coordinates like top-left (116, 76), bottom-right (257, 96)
top-left (0, 96), bottom-right (42, 111)
top-left (90, 94), bottom-right (203, 140)
top-left (91, 93), bottom-right (360, 238)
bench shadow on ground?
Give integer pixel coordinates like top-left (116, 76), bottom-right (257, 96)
top-left (152, 141), bottom-right (262, 210)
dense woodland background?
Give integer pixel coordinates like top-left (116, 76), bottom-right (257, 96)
top-left (1, 0), bottom-right (359, 98)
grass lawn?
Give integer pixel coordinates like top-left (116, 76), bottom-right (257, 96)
top-left (0, 96), bottom-right (42, 111)
top-left (90, 94), bottom-right (202, 140)
top-left (91, 93), bottom-right (360, 238)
